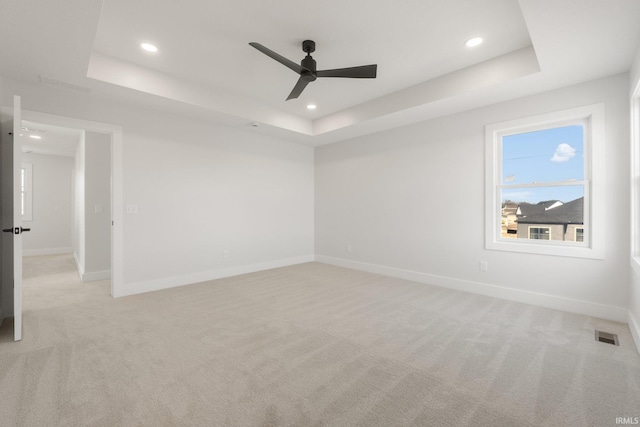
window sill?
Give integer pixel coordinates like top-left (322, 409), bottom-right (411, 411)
top-left (487, 239), bottom-right (604, 260)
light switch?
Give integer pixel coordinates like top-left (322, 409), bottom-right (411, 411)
top-left (94, 204), bottom-right (103, 214)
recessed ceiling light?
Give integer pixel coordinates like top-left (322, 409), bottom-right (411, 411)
top-left (307, 104), bottom-right (317, 110)
top-left (29, 134), bottom-right (42, 140)
top-left (465, 37), bottom-right (483, 48)
top-left (141, 43), bottom-right (158, 53)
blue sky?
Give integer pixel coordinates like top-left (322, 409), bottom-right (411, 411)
top-left (501, 124), bottom-right (584, 204)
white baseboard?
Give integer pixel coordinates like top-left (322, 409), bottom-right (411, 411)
top-left (81, 270), bottom-right (111, 282)
top-left (315, 255), bottom-right (628, 323)
top-left (23, 247), bottom-right (73, 257)
top-left (629, 309), bottom-right (640, 355)
top-left (115, 255), bottom-right (315, 298)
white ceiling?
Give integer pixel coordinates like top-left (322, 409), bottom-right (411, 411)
top-left (21, 120), bottom-right (81, 157)
top-left (92, 0), bottom-right (531, 116)
top-left (1, 0), bottom-right (640, 146)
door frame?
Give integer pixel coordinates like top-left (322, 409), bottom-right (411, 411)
top-left (20, 109), bottom-right (123, 297)
top-left (1, 95), bottom-right (24, 340)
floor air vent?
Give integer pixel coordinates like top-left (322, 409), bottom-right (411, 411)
top-left (595, 330), bottom-right (619, 346)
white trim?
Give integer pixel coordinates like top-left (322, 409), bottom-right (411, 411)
top-left (315, 255), bottom-right (628, 323)
top-left (80, 270), bottom-right (111, 282)
top-left (115, 255), bottom-right (314, 298)
top-left (629, 309), bottom-right (640, 356)
top-left (13, 96), bottom-right (22, 341)
top-left (111, 128), bottom-right (123, 298)
top-left (485, 103), bottom-right (605, 259)
top-left (631, 93), bottom-right (640, 273)
top-left (73, 251), bottom-right (83, 277)
top-left (629, 77), bottom-right (640, 356)
top-left (23, 247), bottom-right (73, 257)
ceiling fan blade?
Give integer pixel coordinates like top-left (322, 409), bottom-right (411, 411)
top-left (316, 64), bottom-right (377, 78)
top-left (249, 42), bottom-right (304, 74)
top-left (286, 77), bottom-right (310, 100)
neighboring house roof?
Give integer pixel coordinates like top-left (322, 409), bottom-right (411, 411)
top-left (516, 200), bottom-right (563, 216)
top-left (516, 197), bottom-right (584, 225)
top-left (502, 202), bottom-right (518, 215)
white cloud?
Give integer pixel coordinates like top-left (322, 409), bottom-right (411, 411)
top-left (551, 143), bottom-right (576, 162)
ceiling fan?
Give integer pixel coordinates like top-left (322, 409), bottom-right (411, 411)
top-left (249, 40), bottom-right (377, 101)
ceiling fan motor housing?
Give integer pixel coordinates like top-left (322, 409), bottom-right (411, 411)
top-left (302, 39), bottom-right (316, 54)
top-left (301, 55), bottom-right (317, 81)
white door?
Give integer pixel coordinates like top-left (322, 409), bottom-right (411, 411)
top-left (1, 95), bottom-right (24, 341)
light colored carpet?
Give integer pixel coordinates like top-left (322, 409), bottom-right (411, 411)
top-left (1, 254), bottom-right (639, 426)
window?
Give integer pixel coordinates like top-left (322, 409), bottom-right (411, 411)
top-left (631, 87), bottom-right (640, 272)
top-left (485, 104), bottom-right (605, 259)
top-left (21, 163), bottom-right (33, 221)
top-left (529, 227), bottom-right (550, 240)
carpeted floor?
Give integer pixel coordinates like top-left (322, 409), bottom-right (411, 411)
top-left (1, 254), bottom-right (639, 426)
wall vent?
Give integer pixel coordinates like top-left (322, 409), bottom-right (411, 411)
top-left (595, 330), bottom-right (619, 346)
top-left (39, 75), bottom-right (91, 94)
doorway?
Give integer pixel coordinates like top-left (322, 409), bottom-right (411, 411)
top-left (21, 121), bottom-right (112, 284)
top-left (19, 109), bottom-right (123, 297)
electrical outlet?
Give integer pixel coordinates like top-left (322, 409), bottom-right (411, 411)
top-left (125, 204), bottom-right (138, 215)
top-left (223, 249), bottom-right (229, 258)
top-left (479, 261), bottom-right (488, 272)
top-left (346, 244), bottom-right (352, 253)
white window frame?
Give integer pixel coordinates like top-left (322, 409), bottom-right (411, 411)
top-left (631, 87), bottom-right (640, 273)
top-left (485, 104), bottom-right (605, 259)
top-left (21, 163), bottom-right (33, 221)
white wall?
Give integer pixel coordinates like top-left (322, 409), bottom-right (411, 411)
top-left (6, 72), bottom-right (632, 329)
top-left (121, 117), bottom-right (314, 292)
top-left (83, 131), bottom-right (111, 280)
top-left (1, 77), bottom-right (315, 296)
top-left (22, 153), bottom-right (74, 256)
top-left (316, 73), bottom-right (630, 322)
top-left (73, 131), bottom-right (111, 281)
